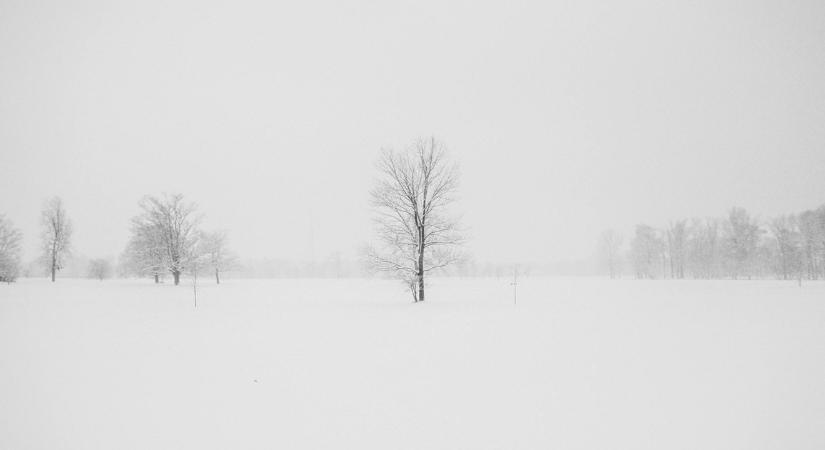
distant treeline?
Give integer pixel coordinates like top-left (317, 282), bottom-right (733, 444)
top-left (598, 205), bottom-right (825, 281)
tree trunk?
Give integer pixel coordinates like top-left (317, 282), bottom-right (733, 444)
top-left (51, 254), bottom-right (56, 282)
top-left (154, 274), bottom-right (159, 284)
top-left (215, 268), bottom-right (220, 285)
top-left (417, 272), bottom-right (424, 302)
top-left (173, 270), bottom-right (180, 285)
top-left (417, 225), bottom-right (425, 302)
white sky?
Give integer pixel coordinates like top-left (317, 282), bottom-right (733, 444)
top-left (1, 0), bottom-right (824, 264)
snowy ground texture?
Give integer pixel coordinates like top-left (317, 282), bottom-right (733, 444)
top-left (1, 277), bottom-right (824, 450)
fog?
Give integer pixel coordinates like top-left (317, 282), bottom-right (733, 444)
top-left (2, 0), bottom-right (824, 265)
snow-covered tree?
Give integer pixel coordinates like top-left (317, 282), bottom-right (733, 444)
top-left (0, 214), bottom-right (23, 283)
top-left (128, 194), bottom-right (200, 285)
top-left (199, 230), bottom-right (236, 284)
top-left (817, 206), bottom-right (825, 278)
top-left (597, 229), bottom-right (623, 278)
top-left (723, 207), bottom-right (762, 279)
top-left (121, 219), bottom-right (166, 282)
top-left (686, 218), bottom-right (722, 279)
top-left (630, 224), bottom-right (661, 279)
top-left (798, 209), bottom-right (820, 279)
top-left (367, 137), bottom-right (464, 302)
top-left (40, 197), bottom-right (72, 282)
top-left (665, 220), bottom-right (688, 279)
top-left (616, 204), bottom-right (825, 281)
top-left (87, 258), bottom-right (113, 281)
top-left (798, 207), bottom-right (825, 280)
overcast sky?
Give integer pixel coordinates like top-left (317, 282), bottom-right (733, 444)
top-left (1, 0), bottom-right (824, 264)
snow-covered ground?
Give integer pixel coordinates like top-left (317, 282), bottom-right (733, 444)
top-left (1, 277), bottom-right (823, 450)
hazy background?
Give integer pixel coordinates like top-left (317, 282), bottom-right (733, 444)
top-left (1, 0), bottom-right (824, 265)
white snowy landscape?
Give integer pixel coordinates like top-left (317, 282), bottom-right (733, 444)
top-left (2, 277), bottom-right (824, 450)
top-left (2, 0), bottom-right (825, 448)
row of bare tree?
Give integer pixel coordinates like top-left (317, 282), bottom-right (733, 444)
top-left (0, 197), bottom-right (73, 283)
top-left (598, 205), bottom-right (825, 281)
top-left (1, 137), bottom-right (464, 301)
top-left (0, 195), bottom-right (235, 285)
top-left (114, 136), bottom-right (467, 301)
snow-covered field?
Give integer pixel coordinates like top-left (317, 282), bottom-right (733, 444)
top-left (1, 277), bottom-right (824, 450)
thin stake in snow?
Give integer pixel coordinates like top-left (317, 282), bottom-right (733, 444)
top-left (511, 266), bottom-right (518, 306)
top-left (193, 269), bottom-right (197, 309)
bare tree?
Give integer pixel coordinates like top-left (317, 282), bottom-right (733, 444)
top-left (597, 229), bottom-right (623, 278)
top-left (630, 224), bottom-right (661, 279)
top-left (87, 258), bottom-right (113, 281)
top-left (686, 218), bottom-right (722, 279)
top-left (129, 194), bottom-right (200, 285)
top-left (811, 206), bottom-right (825, 279)
top-left (199, 230), bottom-right (236, 284)
top-left (0, 214), bottom-right (23, 283)
top-left (798, 209), bottom-right (823, 280)
top-left (665, 220), bottom-right (688, 279)
top-left (40, 197), bottom-right (72, 282)
top-left (723, 207), bottom-right (762, 280)
top-left (368, 137), bottom-right (464, 302)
